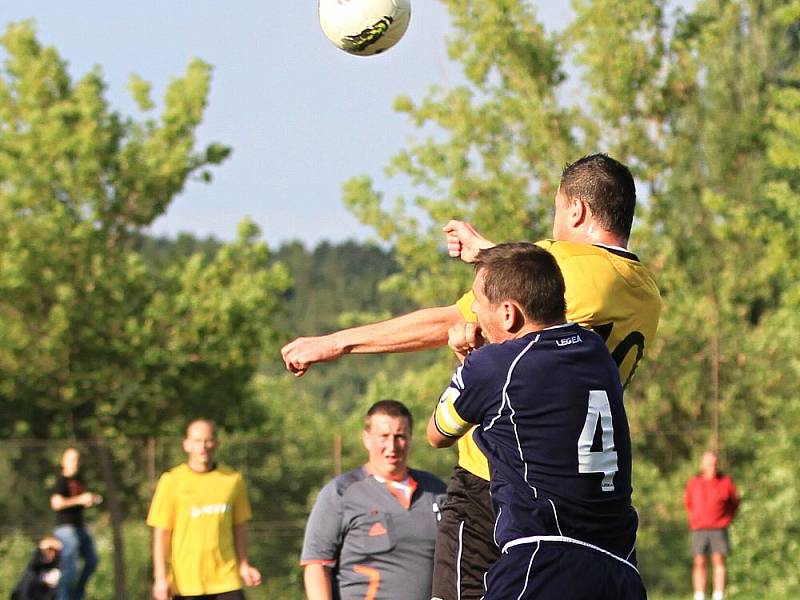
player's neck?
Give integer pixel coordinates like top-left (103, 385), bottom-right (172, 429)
top-left (368, 464), bottom-right (409, 482)
top-left (573, 226), bottom-right (628, 249)
top-left (187, 460), bottom-right (216, 473)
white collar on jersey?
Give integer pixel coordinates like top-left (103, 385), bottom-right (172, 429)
top-left (541, 322), bottom-right (574, 332)
top-left (593, 242), bottom-right (631, 253)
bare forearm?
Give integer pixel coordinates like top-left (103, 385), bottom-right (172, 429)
top-left (333, 305), bottom-right (462, 354)
top-left (233, 522), bottom-right (249, 563)
top-left (152, 528), bottom-right (171, 582)
top-left (304, 564), bottom-right (334, 600)
top-left (50, 493), bottom-right (91, 511)
top-left (282, 304), bottom-right (464, 376)
top-left (427, 412), bottom-right (458, 448)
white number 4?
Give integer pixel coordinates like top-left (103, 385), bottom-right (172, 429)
top-left (578, 390), bottom-right (618, 492)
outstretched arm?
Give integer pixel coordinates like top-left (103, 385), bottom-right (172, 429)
top-left (281, 304), bottom-right (464, 376)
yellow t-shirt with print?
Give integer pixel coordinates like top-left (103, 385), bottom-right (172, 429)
top-left (146, 463), bottom-right (252, 596)
top-left (455, 239), bottom-right (662, 480)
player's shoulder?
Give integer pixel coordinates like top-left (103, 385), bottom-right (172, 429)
top-left (536, 323), bottom-right (612, 360)
top-left (214, 463), bottom-right (241, 477)
top-left (475, 329), bottom-right (546, 360)
top-left (542, 239), bottom-right (659, 293)
top-left (162, 463), bottom-right (189, 478)
top-left (408, 468), bottom-right (447, 494)
top-left (536, 239), bottom-right (638, 262)
top-left (154, 464), bottom-right (185, 489)
top-left (717, 473), bottom-right (736, 485)
top-left (687, 473), bottom-right (704, 485)
top-left (464, 339), bottom-right (529, 380)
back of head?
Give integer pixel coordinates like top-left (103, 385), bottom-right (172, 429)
top-left (365, 399), bottom-right (413, 431)
top-left (560, 154), bottom-right (636, 241)
top-left (474, 242), bottom-right (566, 325)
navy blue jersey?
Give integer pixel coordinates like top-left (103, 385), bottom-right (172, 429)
top-left (433, 323), bottom-right (638, 560)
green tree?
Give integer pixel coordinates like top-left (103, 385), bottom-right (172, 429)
top-left (0, 22), bottom-right (289, 596)
top-left (337, 1), bottom-right (800, 596)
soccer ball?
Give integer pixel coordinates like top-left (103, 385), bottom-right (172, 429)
top-left (319, 0), bottom-right (412, 57)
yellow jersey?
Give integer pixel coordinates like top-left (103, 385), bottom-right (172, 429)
top-left (454, 240), bottom-right (661, 480)
top-left (146, 463), bottom-right (252, 596)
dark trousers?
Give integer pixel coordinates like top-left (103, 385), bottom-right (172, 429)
top-left (431, 466), bottom-right (499, 600)
top-left (175, 590), bottom-right (245, 600)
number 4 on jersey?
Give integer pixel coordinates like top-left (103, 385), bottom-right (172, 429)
top-left (578, 390), bottom-right (618, 492)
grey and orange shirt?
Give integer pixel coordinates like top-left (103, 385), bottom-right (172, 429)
top-left (300, 466), bottom-right (447, 600)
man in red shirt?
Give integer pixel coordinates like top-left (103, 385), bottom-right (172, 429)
top-left (684, 451), bottom-right (740, 600)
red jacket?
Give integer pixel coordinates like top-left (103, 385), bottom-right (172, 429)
top-left (684, 473), bottom-right (740, 530)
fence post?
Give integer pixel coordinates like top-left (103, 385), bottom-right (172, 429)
top-left (334, 434), bottom-right (342, 477)
top-left (147, 436), bottom-right (156, 493)
top-left (96, 438), bottom-right (128, 599)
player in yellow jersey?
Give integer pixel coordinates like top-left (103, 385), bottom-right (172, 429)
top-left (281, 154), bottom-right (661, 599)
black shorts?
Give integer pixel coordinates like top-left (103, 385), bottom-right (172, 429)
top-left (431, 466), bottom-right (499, 600)
top-left (175, 591), bottom-right (245, 600)
top-left (484, 541), bottom-right (647, 600)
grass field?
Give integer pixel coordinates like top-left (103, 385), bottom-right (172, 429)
top-left (2, 527), bottom-right (793, 600)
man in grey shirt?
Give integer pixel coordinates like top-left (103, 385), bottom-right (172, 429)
top-left (301, 400), bottom-right (447, 600)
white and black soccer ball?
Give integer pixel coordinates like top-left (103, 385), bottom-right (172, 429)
top-left (319, 0), bottom-right (411, 56)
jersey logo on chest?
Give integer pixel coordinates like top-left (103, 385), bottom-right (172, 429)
top-left (189, 503), bottom-right (230, 519)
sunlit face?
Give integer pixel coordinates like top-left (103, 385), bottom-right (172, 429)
top-left (183, 421), bottom-right (219, 471)
top-left (551, 186), bottom-right (573, 241)
top-left (61, 448), bottom-right (80, 477)
top-left (471, 269), bottom-right (505, 344)
top-left (701, 452), bottom-right (718, 477)
top-left (363, 414), bottom-right (411, 481)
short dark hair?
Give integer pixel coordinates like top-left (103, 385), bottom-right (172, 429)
top-left (365, 400), bottom-right (413, 432)
top-left (559, 153), bottom-right (636, 239)
top-left (474, 243), bottom-right (566, 325)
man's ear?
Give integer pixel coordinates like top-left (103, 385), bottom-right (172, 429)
top-left (362, 429), bottom-right (370, 451)
top-left (501, 302), bottom-right (526, 333)
top-left (570, 197), bottom-right (589, 228)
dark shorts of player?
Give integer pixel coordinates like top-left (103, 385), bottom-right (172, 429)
top-left (431, 466), bottom-right (499, 600)
top-left (484, 539), bottom-right (646, 600)
top-left (175, 590), bottom-right (245, 600)
top-left (691, 528), bottom-right (730, 556)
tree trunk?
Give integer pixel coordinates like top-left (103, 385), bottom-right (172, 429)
top-left (96, 438), bottom-right (128, 599)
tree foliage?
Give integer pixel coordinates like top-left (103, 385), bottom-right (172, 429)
top-left (0, 22), bottom-right (289, 440)
top-left (339, 1), bottom-right (800, 595)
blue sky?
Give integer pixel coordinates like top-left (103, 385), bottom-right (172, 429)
top-left (2, 2), bottom-right (573, 246)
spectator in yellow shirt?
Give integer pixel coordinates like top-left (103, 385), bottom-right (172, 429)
top-left (146, 419), bottom-right (262, 600)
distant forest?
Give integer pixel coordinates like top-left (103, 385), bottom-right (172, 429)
top-left (134, 233), bottom-right (434, 408)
